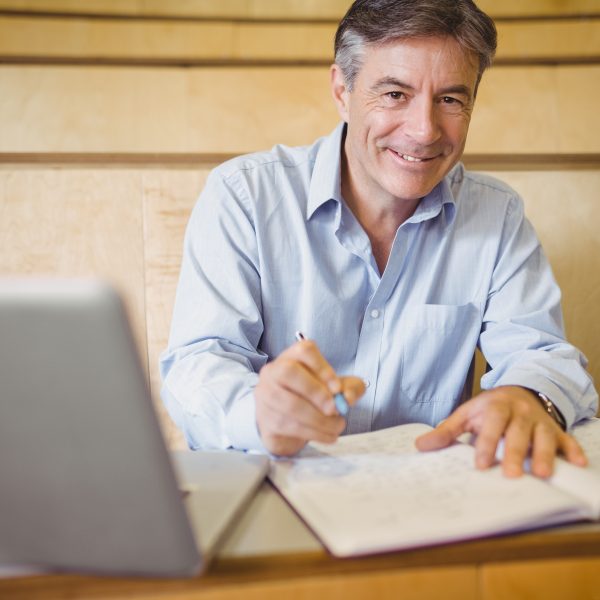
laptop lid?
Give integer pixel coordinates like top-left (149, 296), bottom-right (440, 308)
top-left (0, 279), bottom-right (268, 577)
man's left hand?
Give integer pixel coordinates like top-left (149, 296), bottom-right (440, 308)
top-left (415, 385), bottom-right (587, 478)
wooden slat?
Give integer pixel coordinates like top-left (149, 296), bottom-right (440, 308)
top-left (0, 16), bottom-right (598, 65)
top-left (1, 65), bottom-right (599, 155)
top-left (497, 20), bottom-right (600, 59)
top-left (0, 17), bottom-right (335, 62)
top-left (0, 0), bottom-right (353, 21)
top-left (0, 0), bottom-right (598, 20)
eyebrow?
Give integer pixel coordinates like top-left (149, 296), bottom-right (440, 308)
top-left (372, 77), bottom-right (473, 99)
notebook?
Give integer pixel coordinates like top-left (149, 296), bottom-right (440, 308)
top-left (269, 420), bottom-right (600, 557)
top-left (0, 278), bottom-right (269, 577)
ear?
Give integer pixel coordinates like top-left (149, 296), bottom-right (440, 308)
top-left (330, 63), bottom-right (350, 122)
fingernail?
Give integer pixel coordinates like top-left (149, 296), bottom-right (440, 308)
top-left (475, 455), bottom-right (489, 469)
top-left (504, 463), bottom-right (522, 478)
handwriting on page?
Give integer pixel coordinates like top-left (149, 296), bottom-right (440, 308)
top-left (286, 444), bottom-right (575, 538)
top-left (303, 422), bottom-right (433, 458)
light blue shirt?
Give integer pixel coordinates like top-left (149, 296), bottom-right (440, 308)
top-left (160, 123), bottom-right (598, 451)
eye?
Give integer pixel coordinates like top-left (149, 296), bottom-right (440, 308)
top-left (386, 91), bottom-right (405, 101)
top-left (441, 96), bottom-right (461, 105)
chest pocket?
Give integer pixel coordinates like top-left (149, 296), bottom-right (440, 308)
top-left (399, 302), bottom-right (481, 405)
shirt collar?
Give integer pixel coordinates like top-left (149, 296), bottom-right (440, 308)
top-left (406, 171), bottom-right (457, 226)
top-left (306, 122), bottom-right (457, 227)
top-left (306, 122), bottom-right (346, 220)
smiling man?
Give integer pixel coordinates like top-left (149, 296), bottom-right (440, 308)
top-left (160, 0), bottom-right (598, 477)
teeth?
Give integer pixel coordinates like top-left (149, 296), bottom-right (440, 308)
top-left (400, 153), bottom-right (422, 162)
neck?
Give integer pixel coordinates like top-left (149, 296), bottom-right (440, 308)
top-left (341, 150), bottom-right (421, 274)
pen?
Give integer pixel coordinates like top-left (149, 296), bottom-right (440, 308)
top-left (294, 331), bottom-right (350, 416)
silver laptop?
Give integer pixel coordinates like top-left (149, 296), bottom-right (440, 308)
top-left (0, 279), bottom-right (269, 577)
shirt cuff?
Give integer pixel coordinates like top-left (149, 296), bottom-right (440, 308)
top-left (224, 390), bottom-right (267, 452)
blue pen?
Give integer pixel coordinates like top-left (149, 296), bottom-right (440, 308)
top-left (294, 331), bottom-right (349, 416)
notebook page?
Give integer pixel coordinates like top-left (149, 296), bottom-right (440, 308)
top-left (302, 422), bottom-right (433, 458)
top-left (270, 425), bottom-right (587, 557)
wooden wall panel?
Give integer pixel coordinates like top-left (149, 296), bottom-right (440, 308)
top-left (1, 17), bottom-right (598, 62)
top-left (0, 17), bottom-right (335, 62)
top-left (0, 66), bottom-right (190, 152)
top-left (557, 66), bottom-right (600, 153)
top-left (1, 65), bottom-right (598, 155)
top-left (497, 20), bottom-right (600, 59)
top-left (492, 170), bottom-right (600, 390)
top-left (467, 67), bottom-right (560, 154)
top-left (0, 16), bottom-right (237, 59)
top-left (0, 168), bottom-right (148, 369)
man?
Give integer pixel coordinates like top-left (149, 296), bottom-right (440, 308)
top-left (160, 0), bottom-right (598, 478)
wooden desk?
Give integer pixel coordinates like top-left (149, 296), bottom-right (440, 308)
top-left (2, 481), bottom-right (600, 600)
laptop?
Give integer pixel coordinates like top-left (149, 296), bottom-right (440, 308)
top-left (0, 279), bottom-right (269, 577)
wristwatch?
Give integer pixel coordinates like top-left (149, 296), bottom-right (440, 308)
top-left (526, 389), bottom-right (567, 431)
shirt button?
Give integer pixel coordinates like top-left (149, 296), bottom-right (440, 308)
top-left (363, 379), bottom-right (371, 388)
top-left (370, 309), bottom-right (380, 319)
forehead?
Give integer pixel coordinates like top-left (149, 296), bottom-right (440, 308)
top-left (357, 36), bottom-right (479, 91)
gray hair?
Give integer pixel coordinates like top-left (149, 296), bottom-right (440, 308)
top-left (334, 0), bottom-right (497, 92)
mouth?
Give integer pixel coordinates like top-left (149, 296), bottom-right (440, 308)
top-left (388, 149), bottom-right (438, 163)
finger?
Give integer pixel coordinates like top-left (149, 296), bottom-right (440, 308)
top-left (530, 423), bottom-right (559, 479)
top-left (283, 339), bottom-right (341, 394)
top-left (559, 432), bottom-right (588, 468)
top-left (261, 359), bottom-right (338, 416)
top-left (415, 405), bottom-right (470, 452)
top-left (473, 405), bottom-right (511, 470)
top-left (258, 383), bottom-right (346, 440)
top-left (502, 416), bottom-right (534, 478)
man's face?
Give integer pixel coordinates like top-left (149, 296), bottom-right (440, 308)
top-left (332, 36), bottom-right (479, 207)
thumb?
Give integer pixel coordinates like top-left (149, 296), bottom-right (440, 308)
top-left (340, 376), bottom-right (366, 406)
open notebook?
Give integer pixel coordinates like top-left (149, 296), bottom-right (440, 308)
top-left (0, 279), bottom-right (268, 577)
top-left (270, 419), bottom-right (600, 557)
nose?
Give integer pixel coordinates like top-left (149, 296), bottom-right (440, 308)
top-left (402, 98), bottom-right (441, 146)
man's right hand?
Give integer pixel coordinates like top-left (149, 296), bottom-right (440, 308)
top-left (255, 337), bottom-right (365, 456)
